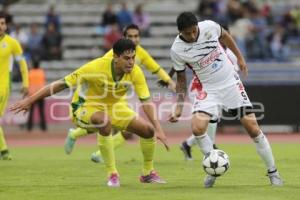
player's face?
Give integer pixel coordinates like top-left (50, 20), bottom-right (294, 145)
top-left (116, 50), bottom-right (136, 73)
top-left (0, 18), bottom-right (7, 36)
top-left (180, 25), bottom-right (199, 43)
top-left (125, 29), bottom-right (140, 45)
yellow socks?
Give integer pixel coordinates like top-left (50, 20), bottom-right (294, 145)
top-left (0, 126), bottom-right (8, 151)
top-left (70, 128), bottom-right (88, 140)
top-left (140, 137), bottom-right (156, 175)
top-left (98, 133), bottom-right (118, 175)
top-left (95, 130), bottom-right (126, 156)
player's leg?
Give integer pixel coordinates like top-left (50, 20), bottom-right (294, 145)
top-left (126, 116), bottom-right (166, 184)
top-left (0, 88), bottom-right (11, 160)
top-left (90, 111), bottom-right (120, 187)
top-left (224, 81), bottom-right (283, 186)
top-left (91, 129), bottom-right (126, 163)
top-left (240, 112), bottom-right (283, 186)
top-left (180, 122), bottom-right (218, 161)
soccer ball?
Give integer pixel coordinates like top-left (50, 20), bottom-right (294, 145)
top-left (202, 149), bottom-right (230, 177)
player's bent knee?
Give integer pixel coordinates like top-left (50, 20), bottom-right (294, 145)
top-left (141, 124), bottom-right (155, 139)
top-left (191, 123), bottom-right (206, 136)
top-left (90, 113), bottom-right (111, 136)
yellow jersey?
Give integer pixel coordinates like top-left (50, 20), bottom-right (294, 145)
top-left (0, 34), bottom-right (28, 89)
top-left (64, 57), bottom-right (150, 110)
top-left (104, 45), bottom-right (171, 82)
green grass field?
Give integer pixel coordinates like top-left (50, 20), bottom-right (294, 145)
top-left (0, 143), bottom-right (299, 200)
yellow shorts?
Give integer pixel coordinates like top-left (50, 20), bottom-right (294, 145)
top-left (71, 102), bottom-right (136, 133)
top-left (0, 87), bottom-right (9, 117)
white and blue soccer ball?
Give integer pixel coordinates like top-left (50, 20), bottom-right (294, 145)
top-left (202, 149), bottom-right (230, 177)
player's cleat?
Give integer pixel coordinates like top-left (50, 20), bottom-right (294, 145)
top-left (140, 171), bottom-right (166, 184)
top-left (0, 150), bottom-right (12, 160)
top-left (91, 152), bottom-right (103, 163)
top-left (64, 129), bottom-right (76, 155)
top-left (268, 170), bottom-right (283, 186)
top-left (180, 141), bottom-right (193, 161)
top-left (204, 175), bottom-right (217, 188)
top-left (107, 173), bottom-right (120, 187)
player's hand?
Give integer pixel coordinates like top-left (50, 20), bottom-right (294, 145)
top-left (156, 130), bottom-right (170, 151)
top-left (168, 107), bottom-right (182, 123)
top-left (238, 58), bottom-right (248, 77)
top-left (157, 80), bottom-right (169, 88)
top-left (168, 80), bottom-right (176, 93)
top-left (9, 98), bottom-right (32, 115)
top-left (20, 87), bottom-right (29, 98)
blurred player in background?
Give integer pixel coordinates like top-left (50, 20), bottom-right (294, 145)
top-left (64, 24), bottom-right (174, 162)
top-left (0, 13), bottom-right (29, 160)
top-left (168, 12), bottom-right (283, 187)
top-left (10, 39), bottom-right (168, 187)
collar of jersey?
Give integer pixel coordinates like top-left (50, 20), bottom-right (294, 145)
top-left (111, 59), bottom-right (124, 82)
top-left (0, 34), bottom-right (5, 42)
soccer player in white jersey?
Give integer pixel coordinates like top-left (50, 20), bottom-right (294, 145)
top-left (168, 12), bottom-right (283, 187)
top-left (180, 34), bottom-right (240, 161)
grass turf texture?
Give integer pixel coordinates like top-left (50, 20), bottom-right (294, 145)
top-left (0, 144), bottom-right (299, 200)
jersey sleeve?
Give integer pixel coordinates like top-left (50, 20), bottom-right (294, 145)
top-left (12, 39), bottom-right (29, 88)
top-left (139, 46), bottom-right (160, 73)
top-left (206, 20), bottom-right (222, 38)
top-left (170, 49), bottom-right (186, 71)
top-left (63, 60), bottom-right (97, 88)
top-left (132, 66), bottom-right (151, 101)
top-left (103, 49), bottom-right (114, 58)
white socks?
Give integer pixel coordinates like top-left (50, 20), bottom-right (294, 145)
top-left (194, 133), bottom-right (214, 155)
top-left (186, 123), bottom-right (217, 147)
top-left (253, 132), bottom-right (276, 172)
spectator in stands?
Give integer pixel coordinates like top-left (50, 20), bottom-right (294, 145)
top-left (132, 4), bottom-right (151, 37)
top-left (268, 24), bottom-right (289, 61)
top-left (248, 7), bottom-right (269, 60)
top-left (117, 2), bottom-right (132, 30)
top-left (27, 59), bottom-right (47, 131)
top-left (229, 8), bottom-right (254, 59)
top-left (41, 22), bottom-right (62, 60)
top-left (101, 3), bottom-right (118, 28)
top-left (0, 4), bottom-right (13, 33)
top-left (27, 23), bottom-right (42, 60)
top-left (10, 24), bottom-right (28, 49)
top-left (45, 5), bottom-right (61, 33)
top-left (290, 5), bottom-right (300, 35)
top-left (103, 22), bottom-right (122, 52)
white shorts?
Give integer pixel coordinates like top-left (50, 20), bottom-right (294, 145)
top-left (190, 80), bottom-right (252, 120)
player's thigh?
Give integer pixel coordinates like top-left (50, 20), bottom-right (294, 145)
top-left (110, 103), bottom-right (137, 132)
top-left (191, 112), bottom-right (211, 135)
top-left (0, 88), bottom-right (9, 117)
top-left (126, 116), bottom-right (154, 139)
top-left (222, 82), bottom-right (252, 110)
top-left (72, 106), bottom-right (109, 133)
top-left (240, 113), bottom-right (261, 137)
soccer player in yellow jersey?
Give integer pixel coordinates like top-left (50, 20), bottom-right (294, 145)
top-left (65, 24), bottom-right (172, 161)
top-left (11, 39), bottom-right (167, 187)
top-left (0, 13), bottom-right (29, 160)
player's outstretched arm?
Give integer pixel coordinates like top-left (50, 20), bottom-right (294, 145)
top-left (141, 100), bottom-right (169, 151)
top-left (10, 80), bottom-right (68, 114)
top-left (219, 29), bottom-right (248, 77)
top-left (168, 70), bottom-right (187, 123)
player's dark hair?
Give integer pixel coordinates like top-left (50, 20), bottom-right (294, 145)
top-left (123, 24), bottom-right (140, 36)
top-left (0, 12), bottom-right (6, 20)
top-left (176, 12), bottom-right (198, 31)
top-left (113, 38), bottom-right (136, 56)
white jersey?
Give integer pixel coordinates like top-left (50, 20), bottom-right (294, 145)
top-left (170, 20), bottom-right (240, 91)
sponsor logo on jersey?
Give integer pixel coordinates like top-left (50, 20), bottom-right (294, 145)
top-left (199, 46), bottom-right (221, 68)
